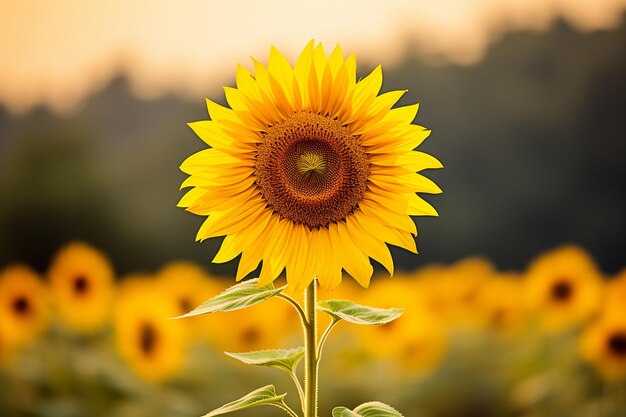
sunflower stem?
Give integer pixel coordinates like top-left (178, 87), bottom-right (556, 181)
top-left (278, 402), bottom-right (301, 417)
top-left (316, 317), bottom-right (340, 361)
top-left (304, 279), bottom-right (319, 417)
top-left (278, 293), bottom-right (308, 326)
top-left (289, 368), bottom-right (306, 415)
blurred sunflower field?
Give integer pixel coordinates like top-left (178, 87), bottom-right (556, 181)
top-left (1, 242), bottom-right (625, 417)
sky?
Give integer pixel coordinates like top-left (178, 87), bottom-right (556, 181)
top-left (0, 0), bottom-right (624, 114)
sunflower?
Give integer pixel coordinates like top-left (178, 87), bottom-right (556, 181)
top-left (413, 257), bottom-right (494, 329)
top-left (157, 261), bottom-right (224, 316)
top-left (524, 246), bottom-right (604, 332)
top-left (394, 311), bottom-right (446, 375)
top-left (580, 309), bottom-right (626, 380)
top-left (478, 273), bottom-right (527, 334)
top-left (357, 278), bottom-right (445, 374)
top-left (179, 41), bottom-right (441, 292)
top-left (156, 261), bottom-right (225, 342)
top-left (0, 264), bottom-right (49, 347)
top-left (48, 242), bottom-right (115, 333)
top-left (213, 297), bottom-right (297, 352)
top-left (114, 278), bottom-right (188, 382)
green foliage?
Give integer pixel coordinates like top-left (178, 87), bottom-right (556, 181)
top-left (317, 300), bottom-right (403, 325)
top-left (202, 385), bottom-right (293, 417)
top-left (225, 348), bottom-right (305, 373)
top-left (333, 402), bottom-right (404, 417)
top-left (177, 278), bottom-right (284, 318)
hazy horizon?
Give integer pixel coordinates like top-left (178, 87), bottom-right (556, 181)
top-left (1, 0), bottom-right (624, 115)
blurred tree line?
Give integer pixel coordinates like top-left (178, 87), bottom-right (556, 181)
top-left (0, 16), bottom-right (624, 277)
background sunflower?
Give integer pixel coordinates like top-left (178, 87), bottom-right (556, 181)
top-left (0, 265), bottom-right (49, 347)
top-left (580, 305), bottom-right (626, 380)
top-left (114, 278), bottom-right (189, 382)
top-left (48, 242), bottom-right (115, 333)
top-left (524, 246), bottom-right (604, 331)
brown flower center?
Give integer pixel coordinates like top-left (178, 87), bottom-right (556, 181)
top-left (73, 275), bottom-right (89, 295)
top-left (255, 112), bottom-right (369, 228)
top-left (550, 279), bottom-right (573, 302)
top-left (12, 296), bottom-right (30, 316)
top-left (607, 332), bottom-right (626, 357)
top-left (139, 322), bottom-right (159, 357)
top-left (179, 297), bottom-right (193, 314)
top-left (241, 326), bottom-right (260, 346)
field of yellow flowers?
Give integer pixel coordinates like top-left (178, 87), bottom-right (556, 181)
top-left (1, 242), bottom-right (625, 417)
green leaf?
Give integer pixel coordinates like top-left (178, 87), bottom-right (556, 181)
top-left (177, 278), bottom-right (284, 318)
top-left (332, 407), bottom-right (361, 417)
top-left (333, 402), bottom-right (404, 417)
top-left (353, 402), bottom-right (404, 417)
top-left (317, 300), bottom-right (403, 325)
top-left (202, 385), bottom-right (291, 417)
top-left (225, 347), bottom-right (305, 373)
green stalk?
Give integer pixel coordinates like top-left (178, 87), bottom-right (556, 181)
top-left (304, 280), bottom-right (318, 417)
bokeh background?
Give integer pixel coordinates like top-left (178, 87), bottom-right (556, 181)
top-left (1, 1), bottom-right (625, 417)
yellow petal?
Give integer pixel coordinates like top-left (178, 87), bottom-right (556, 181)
top-left (328, 44), bottom-right (344, 76)
top-left (320, 63), bottom-right (334, 115)
top-left (360, 198), bottom-right (417, 235)
top-left (369, 151), bottom-right (443, 171)
top-left (312, 43), bottom-right (328, 84)
top-left (196, 201), bottom-right (266, 240)
top-left (268, 45), bottom-right (295, 107)
top-left (223, 86), bottom-right (248, 111)
top-left (258, 218), bottom-right (292, 286)
top-left (363, 126), bottom-right (431, 153)
top-left (212, 233), bottom-right (241, 264)
top-left (363, 183), bottom-right (410, 213)
top-left (294, 40), bottom-right (315, 109)
top-left (346, 215), bottom-right (394, 275)
top-left (285, 224), bottom-right (310, 291)
top-left (187, 187), bottom-right (259, 216)
top-left (226, 209), bottom-right (273, 260)
top-left (187, 120), bottom-right (233, 148)
top-left (353, 209), bottom-right (417, 254)
top-left (236, 64), bottom-right (261, 101)
top-left (344, 65), bottom-right (382, 125)
top-left (307, 56), bottom-right (321, 113)
top-left (206, 99), bottom-right (239, 123)
top-left (177, 187), bottom-right (205, 208)
top-left (350, 90), bottom-right (408, 135)
top-left (331, 222), bottom-right (373, 288)
top-left (316, 227), bottom-right (342, 290)
top-left (406, 193), bottom-right (439, 216)
top-left (236, 249), bottom-right (261, 281)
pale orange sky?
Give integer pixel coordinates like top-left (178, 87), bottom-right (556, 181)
top-left (0, 0), bottom-right (624, 114)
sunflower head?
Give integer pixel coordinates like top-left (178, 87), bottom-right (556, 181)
top-left (0, 264), bottom-right (49, 347)
top-left (478, 273), bottom-right (527, 334)
top-left (156, 261), bottom-right (223, 317)
top-left (430, 257), bottom-right (495, 329)
top-left (581, 311), bottom-right (626, 380)
top-left (114, 277), bottom-right (188, 382)
top-left (179, 41), bottom-right (441, 292)
top-left (210, 296), bottom-right (296, 352)
top-left (48, 242), bottom-right (115, 333)
top-left (524, 246), bottom-right (604, 332)
top-left (357, 279), bottom-right (445, 374)
top-left (156, 261), bottom-right (225, 343)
